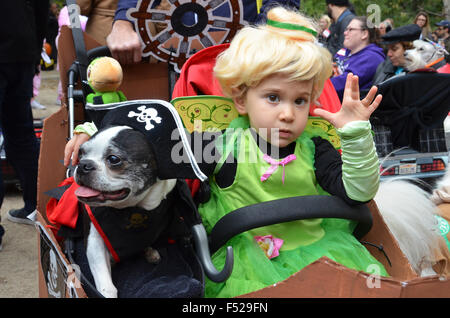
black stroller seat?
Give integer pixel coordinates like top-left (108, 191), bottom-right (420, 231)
top-left (371, 71), bottom-right (450, 154)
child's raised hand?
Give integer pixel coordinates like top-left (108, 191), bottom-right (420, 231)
top-left (313, 73), bottom-right (382, 128)
top-left (63, 133), bottom-right (90, 167)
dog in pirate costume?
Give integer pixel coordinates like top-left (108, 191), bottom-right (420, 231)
top-left (50, 101), bottom-right (209, 298)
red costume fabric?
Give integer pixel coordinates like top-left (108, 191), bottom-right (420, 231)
top-left (46, 177), bottom-right (80, 239)
top-left (437, 63), bottom-right (450, 74)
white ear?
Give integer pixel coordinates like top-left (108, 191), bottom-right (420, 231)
top-left (437, 47), bottom-right (448, 56)
top-left (425, 39), bottom-right (448, 56)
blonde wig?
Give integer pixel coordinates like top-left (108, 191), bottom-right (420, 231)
top-left (214, 6), bottom-right (333, 102)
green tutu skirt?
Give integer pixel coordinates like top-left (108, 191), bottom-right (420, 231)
top-left (205, 218), bottom-right (389, 298)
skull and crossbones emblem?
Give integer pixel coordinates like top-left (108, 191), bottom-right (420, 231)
top-left (128, 106), bottom-right (162, 130)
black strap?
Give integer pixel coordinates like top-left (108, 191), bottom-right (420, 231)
top-left (209, 195), bottom-right (373, 253)
top-left (44, 184), bottom-right (71, 201)
top-left (92, 95), bottom-right (104, 104)
top-left (174, 180), bottom-right (204, 226)
top-left (64, 238), bottom-right (105, 298)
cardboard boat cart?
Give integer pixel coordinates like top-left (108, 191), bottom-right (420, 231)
top-left (36, 27), bottom-right (450, 298)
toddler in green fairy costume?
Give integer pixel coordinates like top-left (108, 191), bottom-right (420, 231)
top-left (197, 6), bottom-right (388, 297)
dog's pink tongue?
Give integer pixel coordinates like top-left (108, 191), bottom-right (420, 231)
top-left (75, 186), bottom-right (101, 198)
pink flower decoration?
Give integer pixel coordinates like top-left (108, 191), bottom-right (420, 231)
top-left (254, 235), bottom-right (284, 259)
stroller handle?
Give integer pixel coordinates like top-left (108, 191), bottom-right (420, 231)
top-left (87, 46), bottom-right (112, 60)
top-left (209, 195), bottom-right (373, 254)
top-left (192, 224), bottom-right (234, 283)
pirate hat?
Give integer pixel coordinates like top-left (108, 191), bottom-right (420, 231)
top-left (97, 100), bottom-right (207, 181)
top-left (381, 24), bottom-right (421, 45)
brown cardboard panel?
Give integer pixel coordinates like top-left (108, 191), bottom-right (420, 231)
top-left (361, 201), bottom-right (417, 280)
top-left (239, 257), bottom-right (403, 298)
top-left (37, 211), bottom-right (87, 298)
top-left (431, 203), bottom-right (450, 276)
top-left (120, 62), bottom-right (169, 101)
top-left (401, 276), bottom-right (450, 297)
top-left (437, 202), bottom-right (450, 226)
top-left (37, 107), bottom-right (69, 221)
top-left (240, 257), bottom-right (450, 298)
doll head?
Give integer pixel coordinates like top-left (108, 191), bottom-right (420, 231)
top-left (87, 56), bottom-right (123, 93)
top-left (213, 6), bottom-right (332, 104)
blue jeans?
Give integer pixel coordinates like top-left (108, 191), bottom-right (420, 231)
top-left (0, 62), bottom-right (39, 212)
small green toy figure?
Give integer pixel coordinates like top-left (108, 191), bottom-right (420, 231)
top-left (86, 56), bottom-right (127, 105)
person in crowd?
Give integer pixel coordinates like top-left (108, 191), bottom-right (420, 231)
top-left (324, 0), bottom-right (355, 57)
top-left (372, 24), bottom-right (421, 85)
top-left (318, 14), bottom-right (331, 45)
top-left (413, 11), bottom-right (433, 40)
top-left (378, 19), bottom-right (393, 36)
top-left (106, 0), bottom-right (142, 65)
top-left (330, 16), bottom-right (385, 101)
top-left (109, 0), bottom-right (301, 65)
top-left (437, 39), bottom-right (450, 74)
top-left (431, 30), bottom-right (439, 42)
top-left (77, 0), bottom-right (119, 46)
top-left (55, 5), bottom-right (87, 105)
top-left (435, 20), bottom-right (450, 48)
top-left (0, 1), bottom-right (48, 235)
top-left (31, 64), bottom-right (46, 110)
top-left (46, 2), bottom-right (59, 64)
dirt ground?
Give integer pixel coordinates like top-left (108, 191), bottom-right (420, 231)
top-left (0, 68), bottom-right (61, 298)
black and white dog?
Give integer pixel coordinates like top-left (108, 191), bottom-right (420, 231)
top-left (74, 126), bottom-right (177, 298)
top-left (72, 101), bottom-right (208, 298)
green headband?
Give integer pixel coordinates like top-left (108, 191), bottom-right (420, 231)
top-left (266, 19), bottom-right (318, 37)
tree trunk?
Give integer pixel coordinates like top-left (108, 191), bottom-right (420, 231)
top-left (444, 0), bottom-right (450, 20)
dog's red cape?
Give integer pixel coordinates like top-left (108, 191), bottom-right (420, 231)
top-left (46, 177), bottom-right (80, 240)
top-left (171, 43), bottom-right (342, 197)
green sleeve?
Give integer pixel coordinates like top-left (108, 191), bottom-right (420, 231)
top-left (74, 122), bottom-right (98, 137)
top-left (336, 120), bottom-right (379, 202)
